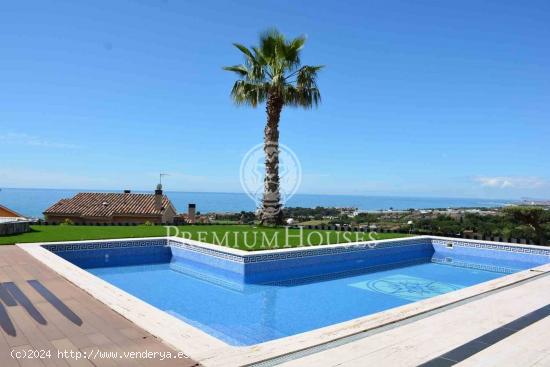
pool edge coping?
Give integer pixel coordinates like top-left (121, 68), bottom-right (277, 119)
top-left (16, 236), bottom-right (550, 367)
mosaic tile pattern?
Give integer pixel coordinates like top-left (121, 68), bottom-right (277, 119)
top-left (431, 239), bottom-right (550, 257)
top-left (43, 239), bottom-right (167, 253)
top-left (350, 274), bottom-right (462, 302)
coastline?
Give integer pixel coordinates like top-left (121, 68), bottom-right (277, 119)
top-left (0, 187), bottom-right (514, 219)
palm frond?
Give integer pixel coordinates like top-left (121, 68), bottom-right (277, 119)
top-left (223, 65), bottom-right (249, 77)
top-left (283, 35), bottom-right (305, 70)
top-left (283, 85), bottom-right (321, 108)
top-left (297, 65), bottom-right (324, 89)
top-left (229, 80), bottom-right (269, 107)
top-left (225, 29), bottom-right (323, 109)
top-left (233, 43), bottom-right (256, 62)
top-left (259, 28), bottom-right (284, 62)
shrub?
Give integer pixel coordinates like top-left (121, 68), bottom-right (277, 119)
top-left (60, 218), bottom-right (74, 226)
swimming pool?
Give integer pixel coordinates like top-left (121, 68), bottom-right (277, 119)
top-left (35, 236), bottom-right (550, 347)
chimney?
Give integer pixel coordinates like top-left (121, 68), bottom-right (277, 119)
top-left (155, 184), bottom-right (163, 211)
top-left (188, 203), bottom-right (196, 224)
top-left (123, 189), bottom-right (131, 194)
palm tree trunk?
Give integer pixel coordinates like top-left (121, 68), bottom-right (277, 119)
top-left (260, 93), bottom-right (284, 225)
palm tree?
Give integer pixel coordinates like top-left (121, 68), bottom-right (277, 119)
top-left (224, 29), bottom-right (323, 225)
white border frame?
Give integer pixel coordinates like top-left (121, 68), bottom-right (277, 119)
top-left (17, 236), bottom-right (550, 367)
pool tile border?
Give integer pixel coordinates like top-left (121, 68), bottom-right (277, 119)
top-left (43, 238), bottom-right (167, 252)
top-left (43, 236), bottom-right (550, 265)
top-left (431, 238), bottom-right (550, 256)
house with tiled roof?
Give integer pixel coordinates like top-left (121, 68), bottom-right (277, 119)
top-left (0, 204), bottom-right (26, 223)
top-left (0, 204), bottom-right (29, 235)
top-left (43, 186), bottom-right (177, 224)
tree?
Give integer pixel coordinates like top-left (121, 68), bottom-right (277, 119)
top-left (504, 206), bottom-right (549, 246)
top-left (224, 29), bottom-right (323, 225)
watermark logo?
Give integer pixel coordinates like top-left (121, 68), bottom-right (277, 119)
top-left (240, 143), bottom-right (302, 210)
top-left (368, 230), bottom-right (378, 242)
top-left (166, 226), bottom-right (382, 250)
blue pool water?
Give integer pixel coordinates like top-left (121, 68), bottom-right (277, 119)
top-left (47, 237), bottom-right (550, 346)
top-left (88, 256), bottom-right (529, 345)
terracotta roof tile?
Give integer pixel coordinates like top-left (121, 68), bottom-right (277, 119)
top-left (44, 193), bottom-right (175, 217)
top-left (0, 204), bottom-right (24, 218)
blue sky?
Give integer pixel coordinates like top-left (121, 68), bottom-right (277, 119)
top-left (0, 0), bottom-right (549, 199)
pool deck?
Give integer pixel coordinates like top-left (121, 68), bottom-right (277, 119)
top-left (0, 246), bottom-right (200, 367)
top-left (3, 244), bottom-right (550, 366)
top-left (278, 270), bottom-right (550, 367)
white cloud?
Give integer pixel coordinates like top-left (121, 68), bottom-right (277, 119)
top-left (473, 176), bottom-right (547, 189)
top-left (0, 133), bottom-right (79, 149)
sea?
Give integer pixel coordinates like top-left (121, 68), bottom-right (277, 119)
top-left (0, 188), bottom-right (511, 219)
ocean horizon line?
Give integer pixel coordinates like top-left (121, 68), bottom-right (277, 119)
top-left (0, 187), bottom-right (517, 202)
top-left (0, 187), bottom-right (517, 219)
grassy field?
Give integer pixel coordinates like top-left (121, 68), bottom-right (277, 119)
top-left (0, 225), bottom-right (411, 251)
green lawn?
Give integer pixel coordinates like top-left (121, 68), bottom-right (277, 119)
top-left (297, 219), bottom-right (330, 226)
top-left (0, 225), bottom-right (411, 251)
